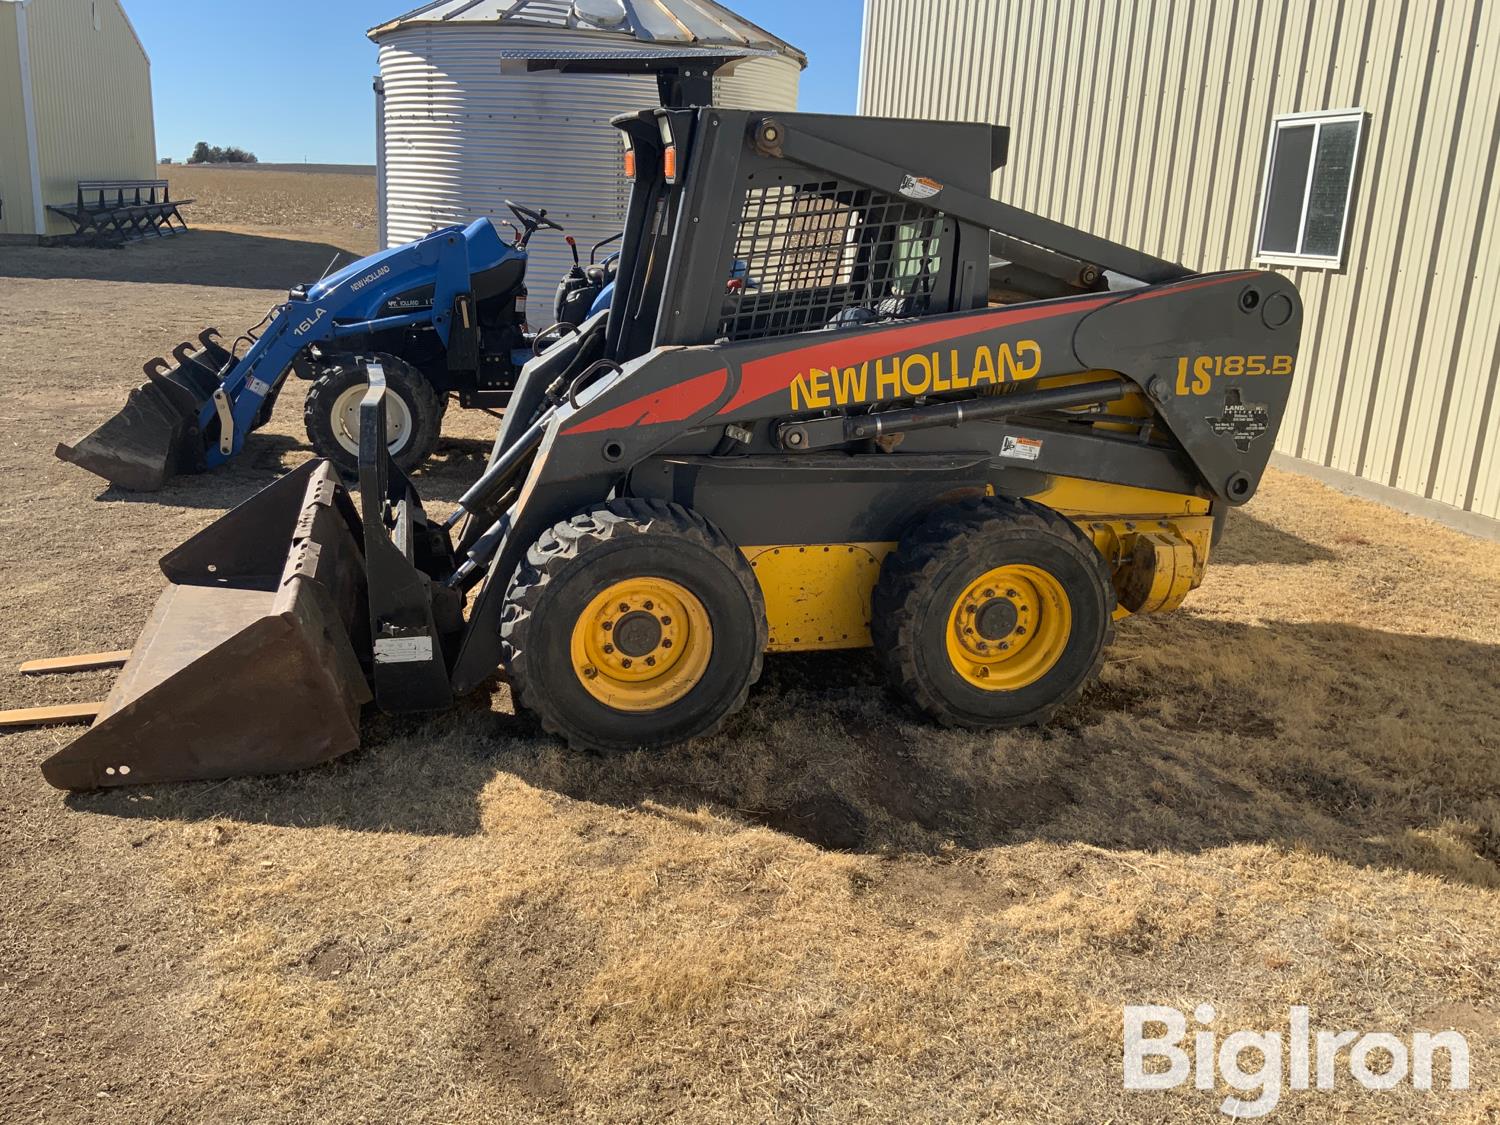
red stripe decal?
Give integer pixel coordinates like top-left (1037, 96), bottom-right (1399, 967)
top-left (713, 272), bottom-right (1257, 416)
top-left (714, 294), bottom-right (1115, 416)
top-left (563, 368), bottom-right (729, 435)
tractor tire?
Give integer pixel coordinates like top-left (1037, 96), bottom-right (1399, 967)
top-left (303, 354), bottom-right (445, 477)
top-left (501, 499), bottom-right (767, 752)
top-left (872, 497), bottom-right (1115, 729)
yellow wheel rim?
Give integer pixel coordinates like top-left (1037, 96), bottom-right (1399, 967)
top-left (569, 578), bottom-right (713, 713)
top-left (945, 564), bottom-right (1072, 691)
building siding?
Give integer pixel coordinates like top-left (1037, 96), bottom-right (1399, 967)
top-left (23, 0), bottom-right (155, 235)
top-left (0, 3), bottom-right (39, 236)
top-left (860, 0), bottom-right (1500, 521)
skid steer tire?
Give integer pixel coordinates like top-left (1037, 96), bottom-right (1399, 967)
top-left (872, 497), bottom-right (1115, 729)
top-left (303, 354), bottom-right (445, 477)
top-left (501, 499), bottom-right (768, 752)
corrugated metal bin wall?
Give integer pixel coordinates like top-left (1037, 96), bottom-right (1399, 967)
top-left (860, 0), bottom-right (1500, 521)
top-left (377, 26), bottom-right (799, 289)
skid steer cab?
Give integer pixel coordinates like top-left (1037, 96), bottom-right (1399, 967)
top-left (37, 106), bottom-right (1302, 791)
top-left (55, 201), bottom-right (612, 489)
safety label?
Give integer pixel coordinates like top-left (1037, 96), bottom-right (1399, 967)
top-left (898, 174), bottom-right (944, 201)
top-left (999, 435), bottom-right (1043, 461)
top-left (374, 636), bottom-right (434, 664)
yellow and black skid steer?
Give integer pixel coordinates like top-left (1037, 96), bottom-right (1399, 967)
top-left (35, 105), bottom-right (1300, 790)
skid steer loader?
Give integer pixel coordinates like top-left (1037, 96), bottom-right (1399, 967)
top-left (36, 106), bottom-right (1301, 791)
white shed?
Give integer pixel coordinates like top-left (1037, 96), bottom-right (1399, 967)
top-left (368, 0), bottom-right (805, 287)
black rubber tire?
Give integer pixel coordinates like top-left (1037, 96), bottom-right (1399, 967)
top-left (302, 354), bottom-right (445, 476)
top-left (871, 496), bottom-right (1116, 728)
top-left (500, 499), bottom-right (768, 752)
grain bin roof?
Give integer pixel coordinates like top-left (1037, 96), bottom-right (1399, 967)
top-left (369, 0), bottom-right (806, 67)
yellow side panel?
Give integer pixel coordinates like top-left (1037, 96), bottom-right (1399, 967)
top-left (1030, 475), bottom-right (1212, 519)
top-left (742, 543), bottom-right (896, 652)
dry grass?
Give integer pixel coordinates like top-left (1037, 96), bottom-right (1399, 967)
top-left (1, 171), bottom-right (1499, 1122)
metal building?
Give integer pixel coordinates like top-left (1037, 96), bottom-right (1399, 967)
top-left (0, 0), bottom-right (155, 240)
top-left (860, 0), bottom-right (1500, 528)
top-left (369, 0), bottom-right (805, 287)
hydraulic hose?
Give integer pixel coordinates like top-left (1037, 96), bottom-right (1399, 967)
top-left (441, 409), bottom-right (552, 532)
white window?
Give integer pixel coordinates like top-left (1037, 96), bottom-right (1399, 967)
top-left (1254, 109), bottom-right (1365, 268)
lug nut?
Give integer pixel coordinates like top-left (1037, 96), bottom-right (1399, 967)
top-left (603, 644), bottom-right (615, 654)
top-left (619, 602), bottom-right (629, 613)
top-left (964, 626), bottom-right (974, 635)
top-left (983, 588), bottom-right (995, 598)
top-left (1000, 642), bottom-right (1011, 651)
top-left (621, 658), bottom-right (632, 668)
top-left (662, 639), bottom-right (673, 648)
top-left (977, 642), bottom-right (989, 652)
top-left (603, 621), bottom-right (613, 631)
top-left (643, 600), bottom-right (654, 611)
top-left (645, 656), bottom-right (657, 667)
top-left (582, 666), bottom-right (598, 679)
top-left (661, 615), bottom-right (671, 625)
top-left (1015, 626), bottom-right (1027, 636)
top-left (1006, 589), bottom-right (1018, 598)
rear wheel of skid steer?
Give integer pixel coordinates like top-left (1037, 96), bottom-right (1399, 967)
top-left (872, 497), bottom-right (1115, 728)
top-left (501, 500), bottom-right (767, 752)
top-left (303, 354), bottom-right (444, 476)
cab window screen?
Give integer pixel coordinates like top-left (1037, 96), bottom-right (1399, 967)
top-left (718, 180), bottom-right (945, 342)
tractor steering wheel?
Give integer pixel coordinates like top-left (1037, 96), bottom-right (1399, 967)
top-left (506, 200), bottom-right (563, 234)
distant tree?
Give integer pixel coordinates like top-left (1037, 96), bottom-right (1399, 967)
top-left (188, 141), bottom-right (258, 165)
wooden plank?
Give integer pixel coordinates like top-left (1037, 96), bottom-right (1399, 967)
top-left (0, 703), bottom-right (102, 729)
top-left (18, 650), bottom-right (131, 676)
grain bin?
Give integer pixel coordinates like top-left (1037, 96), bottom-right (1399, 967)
top-left (369, 0), bottom-right (805, 288)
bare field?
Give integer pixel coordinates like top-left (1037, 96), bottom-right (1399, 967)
top-left (2, 174), bottom-right (1499, 1123)
top-left (157, 162), bottom-right (379, 248)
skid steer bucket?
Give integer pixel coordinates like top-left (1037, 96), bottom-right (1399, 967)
top-left (56, 329), bottom-right (232, 491)
top-left (40, 458), bottom-right (373, 790)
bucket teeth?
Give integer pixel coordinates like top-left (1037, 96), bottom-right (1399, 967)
top-left (57, 330), bottom-right (229, 490)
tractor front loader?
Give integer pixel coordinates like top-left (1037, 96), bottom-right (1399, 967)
top-left (55, 203), bottom-right (583, 490)
top-left (35, 107), bottom-right (1301, 791)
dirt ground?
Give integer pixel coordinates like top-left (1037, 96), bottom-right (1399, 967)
top-left (1, 175), bottom-right (1498, 1124)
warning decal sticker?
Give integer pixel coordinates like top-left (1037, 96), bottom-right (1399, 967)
top-left (898, 174), bottom-right (944, 201)
top-left (999, 435), bottom-right (1043, 461)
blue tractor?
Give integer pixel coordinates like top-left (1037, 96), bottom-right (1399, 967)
top-left (57, 201), bottom-right (616, 490)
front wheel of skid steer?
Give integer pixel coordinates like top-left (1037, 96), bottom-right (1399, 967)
top-left (872, 497), bottom-right (1116, 729)
top-left (501, 500), bottom-right (768, 752)
top-left (303, 354), bottom-right (445, 476)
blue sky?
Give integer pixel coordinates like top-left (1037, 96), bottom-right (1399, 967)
top-left (126, 0), bottom-right (864, 165)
